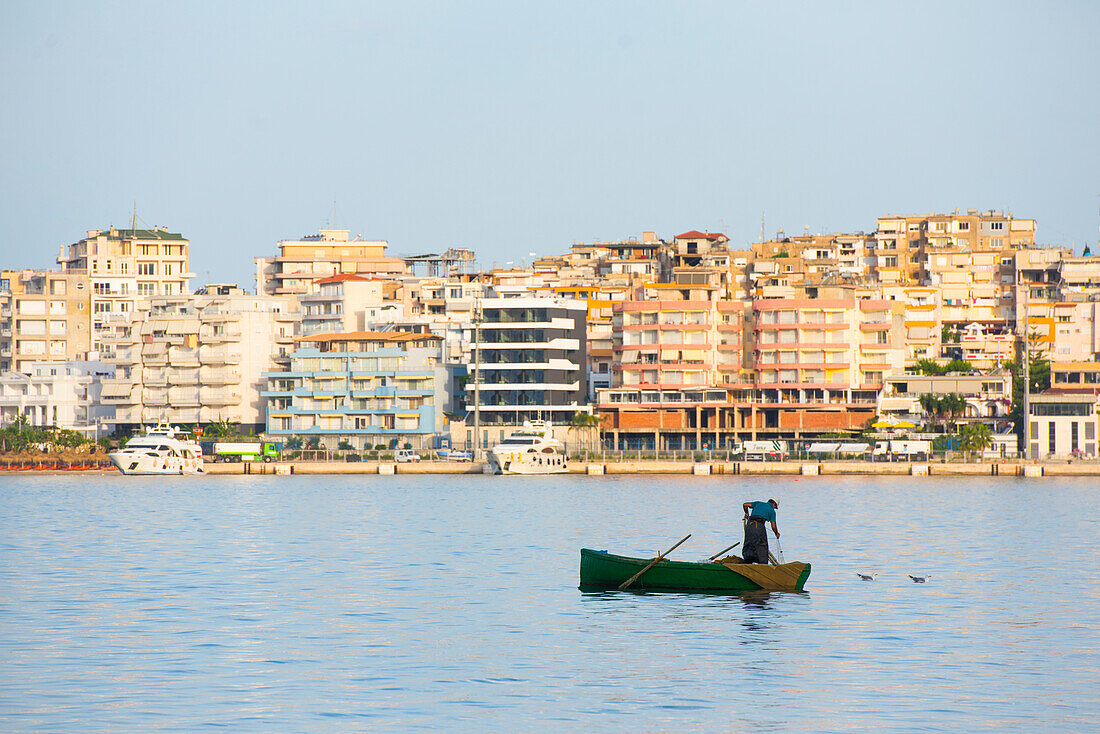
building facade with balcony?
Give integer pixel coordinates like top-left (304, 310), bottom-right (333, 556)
top-left (254, 229), bottom-right (407, 297)
top-left (0, 360), bottom-right (115, 435)
top-left (57, 227), bottom-right (194, 357)
top-left (0, 270), bottom-right (92, 374)
top-left (262, 331), bottom-right (450, 451)
top-left (300, 274), bottom-right (402, 336)
top-left (467, 297), bottom-right (587, 429)
top-left (100, 286), bottom-right (298, 432)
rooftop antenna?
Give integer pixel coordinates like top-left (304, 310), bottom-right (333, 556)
top-left (760, 212), bottom-right (765, 243)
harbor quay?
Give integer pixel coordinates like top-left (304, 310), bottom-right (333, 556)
top-left (199, 459), bottom-right (1093, 477)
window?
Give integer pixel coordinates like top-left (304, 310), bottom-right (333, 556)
top-left (138, 263), bottom-right (155, 276)
top-left (1072, 421), bottom-right (1079, 451)
top-left (94, 302), bottom-right (110, 313)
top-left (989, 222), bottom-right (1004, 231)
top-left (50, 280), bottom-right (66, 295)
top-left (138, 283), bottom-right (156, 296)
top-left (94, 283), bottom-right (110, 295)
top-left (1048, 422), bottom-right (1056, 455)
top-left (958, 222), bottom-right (970, 231)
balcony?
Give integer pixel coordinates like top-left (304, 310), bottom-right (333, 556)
top-left (200, 390), bottom-right (242, 405)
top-left (200, 348), bottom-right (242, 364)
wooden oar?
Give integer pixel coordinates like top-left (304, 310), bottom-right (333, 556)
top-left (618, 534), bottom-right (691, 589)
top-left (708, 542), bottom-right (740, 561)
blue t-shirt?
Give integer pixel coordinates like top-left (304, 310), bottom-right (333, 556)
top-left (749, 501), bottom-right (776, 523)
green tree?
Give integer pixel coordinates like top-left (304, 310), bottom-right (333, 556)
top-left (918, 393), bottom-right (943, 430)
top-left (940, 393), bottom-right (969, 433)
top-left (54, 429), bottom-right (87, 451)
top-left (569, 411), bottom-right (602, 455)
top-left (959, 423), bottom-right (993, 461)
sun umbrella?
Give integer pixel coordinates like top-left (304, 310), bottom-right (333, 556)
top-left (871, 415), bottom-right (916, 429)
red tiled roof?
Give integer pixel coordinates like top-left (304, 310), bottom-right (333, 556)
top-left (676, 230), bottom-right (729, 241)
top-left (314, 273), bottom-right (375, 284)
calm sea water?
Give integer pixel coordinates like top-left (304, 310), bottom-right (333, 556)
top-left (1, 473), bottom-right (1098, 732)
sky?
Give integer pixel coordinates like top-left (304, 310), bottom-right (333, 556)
top-left (1, 1), bottom-right (1098, 289)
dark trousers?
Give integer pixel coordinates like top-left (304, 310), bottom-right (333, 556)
top-left (743, 518), bottom-right (769, 564)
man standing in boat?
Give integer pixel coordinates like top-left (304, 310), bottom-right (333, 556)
top-left (742, 499), bottom-right (780, 564)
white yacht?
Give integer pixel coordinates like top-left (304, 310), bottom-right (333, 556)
top-left (109, 423), bottom-right (204, 475)
top-left (487, 420), bottom-right (568, 475)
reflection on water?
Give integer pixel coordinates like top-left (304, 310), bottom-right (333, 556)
top-left (1, 473), bottom-right (1098, 731)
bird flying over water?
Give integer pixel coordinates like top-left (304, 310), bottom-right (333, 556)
top-left (856, 572), bottom-right (878, 581)
top-left (908, 574), bottom-right (931, 583)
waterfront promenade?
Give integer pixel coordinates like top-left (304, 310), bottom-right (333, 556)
top-left (202, 459), bottom-right (1095, 477)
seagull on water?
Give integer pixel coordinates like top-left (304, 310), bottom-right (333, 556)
top-left (908, 574), bottom-right (932, 583)
top-left (856, 572), bottom-right (878, 581)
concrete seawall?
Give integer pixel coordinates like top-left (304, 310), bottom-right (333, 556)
top-left (200, 460), bottom-right (1096, 477)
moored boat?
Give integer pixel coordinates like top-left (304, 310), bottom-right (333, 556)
top-left (109, 422), bottom-right (204, 475)
top-left (486, 420), bottom-right (568, 475)
top-left (579, 548), bottom-right (811, 592)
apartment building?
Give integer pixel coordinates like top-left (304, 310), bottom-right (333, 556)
top-left (875, 210), bottom-right (1036, 287)
top-left (0, 270), bottom-right (92, 374)
top-left (57, 227), bottom-right (193, 356)
top-left (467, 297), bottom-right (588, 430)
top-left (597, 282), bottom-right (749, 450)
top-left (751, 298), bottom-right (904, 403)
top-left (262, 331), bottom-right (449, 450)
top-left (1023, 301), bottom-right (1100, 362)
top-left (300, 274), bottom-right (402, 336)
top-left (1026, 393), bottom-right (1099, 460)
top-left (0, 360), bottom-right (114, 435)
top-left (101, 285), bottom-right (298, 432)
top-left (254, 229), bottom-right (407, 296)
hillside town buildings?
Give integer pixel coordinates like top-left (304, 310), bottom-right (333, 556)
top-left (4, 209), bottom-right (1099, 458)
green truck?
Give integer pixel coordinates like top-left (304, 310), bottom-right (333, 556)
top-left (202, 440), bottom-right (281, 463)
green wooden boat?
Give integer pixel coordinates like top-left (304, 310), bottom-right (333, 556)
top-left (579, 548), bottom-right (811, 592)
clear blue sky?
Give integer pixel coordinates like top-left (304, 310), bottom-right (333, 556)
top-left (2, 1), bottom-right (1098, 288)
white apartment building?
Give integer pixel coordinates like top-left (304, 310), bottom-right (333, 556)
top-left (0, 360), bottom-right (115, 436)
top-left (100, 285), bottom-right (299, 432)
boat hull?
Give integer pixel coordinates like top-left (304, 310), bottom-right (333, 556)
top-left (109, 452), bottom-right (203, 475)
top-left (579, 548), bottom-right (811, 592)
top-left (487, 450), bottom-right (568, 475)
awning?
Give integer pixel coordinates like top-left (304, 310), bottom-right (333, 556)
top-left (680, 349), bottom-right (705, 360)
top-left (100, 382), bottom-right (134, 398)
top-left (166, 320), bottom-right (200, 335)
top-left (660, 349), bottom-right (678, 360)
top-left (807, 442), bottom-right (841, 453)
top-left (838, 442), bottom-right (870, 453)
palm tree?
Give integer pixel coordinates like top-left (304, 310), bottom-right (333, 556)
top-left (941, 393), bottom-right (968, 433)
top-left (569, 411), bottom-right (602, 456)
top-left (959, 423), bottom-right (993, 461)
top-left (918, 393), bottom-right (941, 430)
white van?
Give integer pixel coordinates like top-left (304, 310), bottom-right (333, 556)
top-left (395, 449), bottom-right (421, 463)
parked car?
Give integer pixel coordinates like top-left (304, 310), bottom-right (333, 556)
top-left (395, 449), bottom-right (421, 463)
